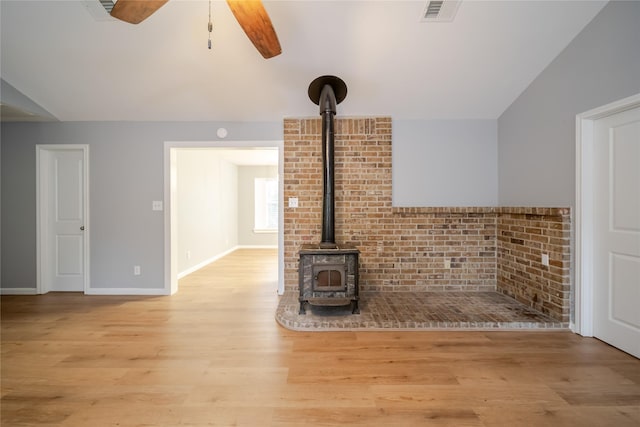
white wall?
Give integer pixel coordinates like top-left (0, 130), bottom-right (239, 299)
top-left (238, 165), bottom-right (278, 247)
top-left (393, 120), bottom-right (498, 207)
top-left (498, 1), bottom-right (640, 206)
top-left (176, 150), bottom-right (239, 275)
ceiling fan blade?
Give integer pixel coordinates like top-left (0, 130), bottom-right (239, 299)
top-left (110, 0), bottom-right (169, 24)
top-left (226, 0), bottom-right (282, 59)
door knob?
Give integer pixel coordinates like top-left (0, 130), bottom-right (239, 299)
top-left (80, 226), bottom-right (85, 231)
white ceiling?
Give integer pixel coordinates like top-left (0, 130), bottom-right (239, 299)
top-left (0, 0), bottom-right (608, 122)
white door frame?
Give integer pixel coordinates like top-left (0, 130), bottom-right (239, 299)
top-left (36, 144), bottom-right (90, 294)
top-left (163, 140), bottom-right (285, 296)
top-left (574, 93), bottom-right (640, 335)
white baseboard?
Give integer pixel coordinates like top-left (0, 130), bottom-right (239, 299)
top-left (0, 288), bottom-right (38, 295)
top-left (177, 247), bottom-right (238, 280)
top-left (85, 287), bottom-right (168, 296)
top-left (1, 287), bottom-right (167, 296)
top-left (176, 246), bottom-right (277, 280)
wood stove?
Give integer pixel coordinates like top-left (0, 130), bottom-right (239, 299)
top-left (298, 76), bottom-right (360, 315)
top-left (298, 244), bottom-right (360, 314)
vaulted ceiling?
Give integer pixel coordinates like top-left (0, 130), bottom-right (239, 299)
top-left (0, 0), bottom-right (608, 122)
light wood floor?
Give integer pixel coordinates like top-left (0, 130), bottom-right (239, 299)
top-left (2, 248), bottom-right (639, 426)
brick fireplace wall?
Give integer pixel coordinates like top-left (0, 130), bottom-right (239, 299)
top-left (283, 117), bottom-right (571, 322)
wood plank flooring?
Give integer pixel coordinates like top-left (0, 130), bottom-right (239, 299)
top-left (2, 248), bottom-right (639, 426)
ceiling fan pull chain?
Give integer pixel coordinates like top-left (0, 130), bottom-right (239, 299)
top-left (208, 22), bottom-right (213, 49)
top-left (207, 0), bottom-right (213, 49)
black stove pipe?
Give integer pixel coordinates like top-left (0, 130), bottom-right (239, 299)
top-left (319, 84), bottom-right (337, 247)
top-left (308, 76), bottom-right (347, 249)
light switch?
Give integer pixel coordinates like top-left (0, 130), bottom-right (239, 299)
top-left (152, 201), bottom-right (163, 211)
top-left (288, 197), bottom-right (298, 208)
top-left (541, 253), bottom-right (549, 267)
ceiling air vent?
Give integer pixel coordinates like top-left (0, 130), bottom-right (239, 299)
top-left (421, 0), bottom-right (462, 23)
top-left (81, 0), bottom-right (116, 21)
top-left (98, 0), bottom-right (115, 13)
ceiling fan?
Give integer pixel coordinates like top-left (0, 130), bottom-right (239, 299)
top-left (108, 0), bottom-right (282, 59)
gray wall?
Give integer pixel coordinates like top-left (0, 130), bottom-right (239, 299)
top-left (1, 118), bottom-right (499, 291)
top-left (498, 1), bottom-right (640, 206)
top-left (0, 136), bottom-right (2, 283)
top-left (238, 165), bottom-right (279, 247)
top-left (393, 120), bottom-right (498, 207)
top-left (0, 121), bottom-right (281, 290)
top-left (0, 78), bottom-right (57, 120)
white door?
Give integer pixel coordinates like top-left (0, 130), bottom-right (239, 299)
top-left (593, 106), bottom-right (640, 358)
top-left (38, 146), bottom-right (89, 293)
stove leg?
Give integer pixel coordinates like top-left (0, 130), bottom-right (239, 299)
top-left (299, 301), bottom-right (306, 315)
top-left (351, 300), bottom-right (360, 314)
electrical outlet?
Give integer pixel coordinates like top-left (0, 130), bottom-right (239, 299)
top-left (288, 197), bottom-right (298, 208)
top-left (186, 250), bottom-right (191, 260)
top-left (444, 259), bottom-right (451, 269)
top-left (134, 265), bottom-right (141, 276)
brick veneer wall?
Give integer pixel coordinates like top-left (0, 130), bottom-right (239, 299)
top-left (283, 117), bottom-right (571, 322)
top-left (496, 208), bottom-right (572, 322)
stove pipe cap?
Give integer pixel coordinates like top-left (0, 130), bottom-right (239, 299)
top-left (308, 75), bottom-right (347, 106)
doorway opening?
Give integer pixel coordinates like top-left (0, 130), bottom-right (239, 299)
top-left (164, 141), bottom-right (284, 296)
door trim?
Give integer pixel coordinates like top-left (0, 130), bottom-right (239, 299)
top-left (36, 145), bottom-right (90, 294)
top-left (574, 93), bottom-right (640, 336)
